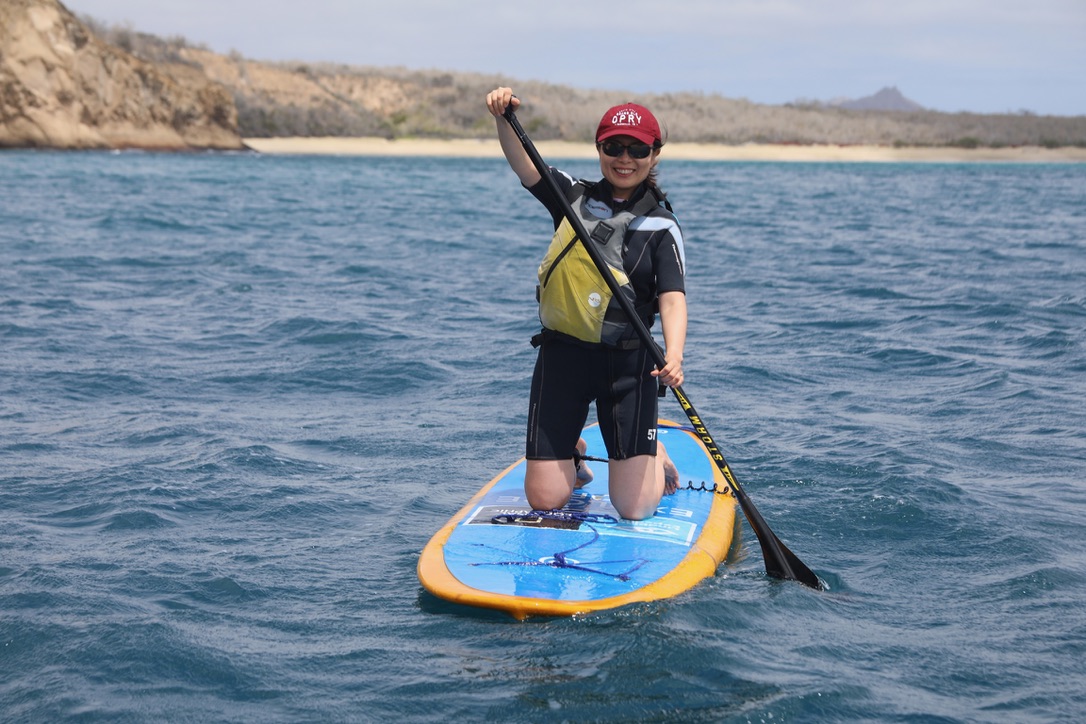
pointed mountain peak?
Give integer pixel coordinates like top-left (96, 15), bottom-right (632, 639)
top-left (838, 87), bottom-right (926, 112)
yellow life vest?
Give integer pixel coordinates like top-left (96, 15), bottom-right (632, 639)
top-left (536, 183), bottom-right (662, 346)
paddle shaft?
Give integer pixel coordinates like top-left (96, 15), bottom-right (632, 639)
top-left (502, 107), bottom-right (821, 589)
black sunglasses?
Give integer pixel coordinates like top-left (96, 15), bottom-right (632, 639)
top-left (598, 140), bottom-right (654, 159)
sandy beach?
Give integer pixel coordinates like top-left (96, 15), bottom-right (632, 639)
top-left (243, 137), bottom-right (1086, 163)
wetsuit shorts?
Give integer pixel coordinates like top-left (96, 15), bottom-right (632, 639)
top-left (526, 334), bottom-right (660, 462)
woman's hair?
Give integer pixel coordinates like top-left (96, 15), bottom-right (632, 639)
top-left (646, 168), bottom-right (667, 201)
top-left (646, 129), bottom-right (668, 201)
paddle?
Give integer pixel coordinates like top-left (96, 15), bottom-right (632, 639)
top-left (502, 107), bottom-right (823, 590)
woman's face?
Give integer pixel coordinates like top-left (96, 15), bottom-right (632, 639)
top-left (597, 135), bottom-right (660, 199)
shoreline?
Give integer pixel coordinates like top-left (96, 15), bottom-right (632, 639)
top-left (243, 137), bottom-right (1086, 163)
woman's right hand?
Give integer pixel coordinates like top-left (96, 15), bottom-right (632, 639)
top-left (486, 87), bottom-right (520, 118)
top-left (486, 87), bottom-right (540, 187)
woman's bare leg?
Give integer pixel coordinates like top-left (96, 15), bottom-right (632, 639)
top-left (607, 443), bottom-right (678, 520)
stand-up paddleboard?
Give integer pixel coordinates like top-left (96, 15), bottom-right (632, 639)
top-left (418, 420), bottom-right (737, 619)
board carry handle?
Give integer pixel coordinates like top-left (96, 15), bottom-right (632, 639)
top-left (501, 106), bottom-right (823, 590)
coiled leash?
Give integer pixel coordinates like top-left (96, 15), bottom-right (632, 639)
top-left (572, 450), bottom-right (733, 496)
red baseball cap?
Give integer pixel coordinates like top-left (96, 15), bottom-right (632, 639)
top-left (595, 103), bottom-right (661, 146)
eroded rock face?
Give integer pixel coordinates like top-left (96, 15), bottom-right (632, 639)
top-left (0, 0), bottom-right (245, 150)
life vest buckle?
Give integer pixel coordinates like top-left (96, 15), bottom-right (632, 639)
top-left (590, 221), bottom-right (616, 245)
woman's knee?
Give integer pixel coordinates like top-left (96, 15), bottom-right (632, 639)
top-left (524, 459), bottom-right (575, 511)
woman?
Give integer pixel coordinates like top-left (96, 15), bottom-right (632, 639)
top-left (485, 87), bottom-right (687, 521)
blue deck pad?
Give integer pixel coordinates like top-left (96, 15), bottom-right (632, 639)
top-left (442, 424), bottom-right (722, 603)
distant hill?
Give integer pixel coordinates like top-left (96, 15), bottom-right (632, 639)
top-left (9, 9), bottom-right (1086, 150)
top-left (836, 87), bottom-right (926, 112)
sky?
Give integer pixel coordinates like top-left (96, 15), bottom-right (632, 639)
top-left (63, 0), bottom-right (1086, 117)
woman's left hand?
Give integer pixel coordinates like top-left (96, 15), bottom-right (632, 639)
top-left (652, 353), bottom-right (684, 388)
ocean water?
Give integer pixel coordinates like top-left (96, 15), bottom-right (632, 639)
top-left (1, 149), bottom-right (1084, 723)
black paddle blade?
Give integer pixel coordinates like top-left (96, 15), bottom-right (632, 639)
top-left (724, 459), bottom-right (823, 590)
top-left (760, 532), bottom-right (824, 590)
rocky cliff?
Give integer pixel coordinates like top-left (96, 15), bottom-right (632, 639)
top-left (0, 0), bottom-right (244, 150)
